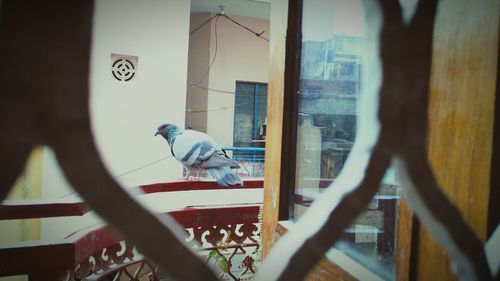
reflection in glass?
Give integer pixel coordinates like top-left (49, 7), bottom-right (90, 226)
top-left (293, 1), bottom-right (400, 280)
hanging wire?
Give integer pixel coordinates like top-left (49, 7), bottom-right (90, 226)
top-left (185, 9), bottom-right (269, 144)
top-left (222, 14), bottom-right (269, 42)
top-left (188, 106), bottom-right (229, 113)
top-left (57, 155), bottom-right (174, 198)
top-left (186, 81), bottom-right (256, 117)
top-left (188, 73), bottom-right (258, 96)
top-left (187, 10), bottom-right (269, 87)
top-left (188, 100), bottom-right (255, 114)
top-left (187, 15), bottom-right (220, 87)
top-left (187, 14), bottom-right (221, 126)
top-left (116, 155), bottom-right (173, 178)
top-left (189, 14), bottom-right (218, 35)
top-left (188, 83), bottom-right (235, 95)
top-left (187, 101), bottom-right (193, 128)
top-left (186, 76), bottom-right (254, 124)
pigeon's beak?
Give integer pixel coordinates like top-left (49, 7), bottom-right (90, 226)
top-left (154, 131), bottom-right (160, 137)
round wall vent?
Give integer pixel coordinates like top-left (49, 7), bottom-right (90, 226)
top-left (111, 54), bottom-right (138, 82)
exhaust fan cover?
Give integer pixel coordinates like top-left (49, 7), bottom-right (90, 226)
top-left (111, 53), bottom-right (138, 82)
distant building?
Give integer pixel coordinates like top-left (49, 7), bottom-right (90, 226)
top-left (299, 35), bottom-right (364, 177)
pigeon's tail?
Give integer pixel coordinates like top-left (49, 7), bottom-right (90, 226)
top-left (207, 166), bottom-right (243, 187)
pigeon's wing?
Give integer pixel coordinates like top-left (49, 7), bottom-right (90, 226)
top-left (171, 130), bottom-right (217, 166)
top-left (200, 150), bottom-right (240, 169)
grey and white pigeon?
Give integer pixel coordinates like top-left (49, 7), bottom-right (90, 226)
top-left (155, 123), bottom-right (243, 187)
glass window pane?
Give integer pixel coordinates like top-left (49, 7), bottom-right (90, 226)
top-left (233, 81), bottom-right (267, 177)
top-left (234, 82), bottom-right (257, 148)
top-left (293, 1), bottom-right (400, 280)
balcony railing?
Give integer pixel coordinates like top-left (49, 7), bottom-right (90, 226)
top-left (225, 147), bottom-right (265, 178)
top-left (0, 179), bottom-right (264, 281)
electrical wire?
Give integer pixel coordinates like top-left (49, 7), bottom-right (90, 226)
top-left (116, 155), bottom-right (173, 178)
top-left (187, 99), bottom-right (193, 128)
top-left (188, 78), bottom-right (254, 99)
top-left (186, 81), bottom-right (256, 120)
top-left (188, 106), bottom-right (229, 113)
top-left (185, 11), bottom-right (269, 130)
top-left (189, 14), bottom-right (217, 35)
top-left (188, 16), bottom-right (220, 87)
top-left (188, 83), bottom-right (235, 95)
top-left (187, 100), bottom-right (255, 114)
top-left (187, 79), bottom-right (258, 115)
top-left (56, 155), bottom-right (174, 198)
top-left (187, 12), bottom-right (269, 87)
top-left (187, 15), bottom-right (221, 127)
top-left (222, 14), bottom-right (269, 42)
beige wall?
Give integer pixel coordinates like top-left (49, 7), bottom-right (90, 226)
top-left (186, 13), bottom-right (212, 132)
top-left (208, 14), bottom-right (269, 146)
top-left (187, 13), bottom-right (270, 146)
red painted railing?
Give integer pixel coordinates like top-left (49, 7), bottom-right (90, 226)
top-left (0, 179), bottom-right (263, 280)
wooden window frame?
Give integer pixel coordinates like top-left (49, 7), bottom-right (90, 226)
top-left (277, 0), bottom-right (302, 221)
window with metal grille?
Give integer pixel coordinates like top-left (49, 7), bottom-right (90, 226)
top-left (232, 81), bottom-right (267, 164)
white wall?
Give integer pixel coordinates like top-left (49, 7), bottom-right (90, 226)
top-left (41, 0), bottom-right (191, 239)
top-left (90, 0), bottom-right (190, 187)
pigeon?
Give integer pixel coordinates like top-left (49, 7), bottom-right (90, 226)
top-left (155, 123), bottom-right (243, 187)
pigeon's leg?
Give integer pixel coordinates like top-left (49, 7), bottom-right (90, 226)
top-left (188, 174), bottom-right (199, 181)
top-left (183, 166), bottom-right (192, 180)
top-left (198, 168), bottom-right (203, 180)
top-left (188, 169), bottom-right (196, 181)
top-left (186, 167), bottom-right (202, 181)
top-left (193, 167), bottom-right (201, 181)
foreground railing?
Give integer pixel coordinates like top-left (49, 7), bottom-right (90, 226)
top-left (0, 180), bottom-right (263, 281)
top-left (71, 205), bottom-right (261, 281)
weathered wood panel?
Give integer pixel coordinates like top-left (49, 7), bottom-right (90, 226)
top-left (396, 199), bottom-right (416, 281)
top-left (262, 0), bottom-right (289, 257)
top-left (417, 0), bottom-right (499, 280)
